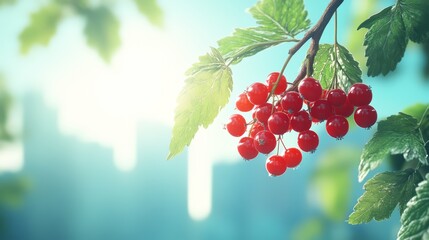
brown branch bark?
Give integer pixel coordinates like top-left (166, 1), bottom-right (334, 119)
top-left (288, 0), bottom-right (344, 91)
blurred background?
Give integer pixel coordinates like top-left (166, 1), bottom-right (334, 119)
top-left (0, 0), bottom-right (427, 239)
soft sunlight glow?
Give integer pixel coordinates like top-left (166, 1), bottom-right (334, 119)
top-left (0, 143), bottom-right (23, 172)
top-left (43, 19), bottom-right (186, 171)
top-left (188, 131), bottom-right (212, 221)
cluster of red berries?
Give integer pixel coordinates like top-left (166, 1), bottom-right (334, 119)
top-left (225, 72), bottom-right (377, 176)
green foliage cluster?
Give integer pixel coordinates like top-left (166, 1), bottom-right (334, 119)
top-left (17, 0), bottom-right (163, 62)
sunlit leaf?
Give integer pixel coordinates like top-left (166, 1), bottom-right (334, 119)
top-left (19, 3), bottom-right (62, 54)
top-left (218, 0), bottom-right (309, 63)
top-left (349, 169), bottom-right (421, 224)
top-left (313, 44), bottom-right (362, 92)
top-left (168, 48), bottom-right (233, 159)
top-left (84, 6), bottom-right (120, 62)
top-left (398, 174), bottom-right (429, 240)
top-left (359, 113), bottom-right (428, 181)
top-left (134, 0), bottom-right (163, 27)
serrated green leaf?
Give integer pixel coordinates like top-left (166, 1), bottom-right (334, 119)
top-left (218, 28), bottom-right (297, 63)
top-left (349, 169), bottom-right (420, 224)
top-left (397, 0), bottom-right (429, 43)
top-left (358, 6), bottom-right (392, 30)
top-left (359, 5), bottom-right (408, 76)
top-left (218, 0), bottom-right (309, 63)
top-left (398, 174), bottom-right (429, 240)
top-left (134, 0), bottom-right (163, 27)
top-left (313, 44), bottom-right (362, 92)
top-left (168, 48), bottom-right (233, 159)
top-left (19, 4), bottom-right (62, 54)
top-left (84, 6), bottom-right (120, 62)
top-left (249, 0), bottom-right (310, 37)
top-left (311, 147), bottom-right (360, 220)
top-left (359, 113), bottom-right (428, 181)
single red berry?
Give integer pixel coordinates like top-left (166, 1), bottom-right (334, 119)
top-left (267, 111), bottom-right (290, 135)
top-left (254, 130), bottom-right (277, 154)
top-left (254, 103), bottom-right (273, 125)
top-left (284, 147), bottom-right (302, 168)
top-left (310, 99), bottom-right (333, 121)
top-left (226, 114), bottom-right (247, 137)
top-left (327, 89), bottom-right (347, 107)
top-left (247, 82), bottom-right (269, 105)
top-left (334, 99), bottom-right (354, 117)
top-left (266, 155), bottom-right (287, 176)
top-left (280, 91), bottom-right (303, 114)
top-left (249, 122), bottom-right (265, 138)
top-left (297, 130), bottom-right (319, 152)
top-left (266, 72), bottom-right (287, 95)
top-left (236, 92), bottom-right (254, 112)
top-left (290, 110), bottom-right (312, 132)
top-left (237, 137), bottom-right (258, 160)
top-left (326, 115), bottom-right (349, 139)
top-left (347, 83), bottom-right (372, 106)
top-left (354, 105), bottom-right (377, 128)
top-left (298, 77), bottom-right (322, 102)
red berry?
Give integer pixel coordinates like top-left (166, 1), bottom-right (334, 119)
top-left (266, 155), bottom-right (287, 176)
top-left (254, 103), bottom-right (273, 125)
top-left (249, 122), bottom-right (265, 138)
top-left (237, 137), bottom-right (258, 160)
top-left (298, 77), bottom-right (322, 102)
top-left (327, 89), bottom-right (347, 107)
top-left (254, 130), bottom-right (277, 154)
top-left (326, 115), bottom-right (349, 139)
top-left (247, 82), bottom-right (269, 105)
top-left (354, 105), bottom-right (377, 128)
top-left (297, 130), bottom-right (319, 152)
top-left (266, 72), bottom-right (287, 95)
top-left (280, 91), bottom-right (303, 114)
top-left (236, 92), bottom-right (254, 112)
top-left (334, 99), bottom-right (354, 117)
top-left (226, 114), bottom-right (247, 137)
top-left (267, 111), bottom-right (290, 135)
top-left (290, 110), bottom-right (312, 132)
top-left (310, 99), bottom-right (333, 121)
top-left (284, 148), bottom-right (302, 168)
top-left (347, 83), bottom-right (372, 106)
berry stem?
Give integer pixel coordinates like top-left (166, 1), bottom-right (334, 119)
top-left (418, 106), bottom-right (429, 127)
top-left (288, 0), bottom-right (344, 90)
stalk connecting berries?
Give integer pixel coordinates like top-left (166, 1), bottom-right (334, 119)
top-left (228, 73), bottom-right (377, 176)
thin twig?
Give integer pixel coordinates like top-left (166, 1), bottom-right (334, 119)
top-left (288, 0), bottom-right (344, 91)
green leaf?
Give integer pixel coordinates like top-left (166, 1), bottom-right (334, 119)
top-left (84, 6), bottom-right (120, 62)
top-left (134, 0), bottom-right (163, 27)
top-left (249, 0), bottom-right (310, 37)
top-left (359, 5), bottom-right (408, 76)
top-left (19, 4), bottom-right (62, 54)
top-left (218, 28), bottom-right (297, 63)
top-left (218, 0), bottom-right (309, 63)
top-left (397, 0), bottom-right (429, 43)
top-left (398, 174), bottom-right (429, 240)
top-left (359, 113), bottom-right (428, 181)
top-left (311, 147), bottom-right (360, 220)
top-left (313, 44), bottom-right (362, 92)
top-left (349, 169), bottom-right (421, 224)
top-left (168, 48), bottom-right (233, 159)
top-left (358, 6), bottom-right (392, 30)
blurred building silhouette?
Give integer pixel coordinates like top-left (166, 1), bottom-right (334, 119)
top-left (2, 93), bottom-right (400, 240)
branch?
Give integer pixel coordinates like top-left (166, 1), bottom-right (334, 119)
top-left (289, 0), bottom-right (344, 90)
